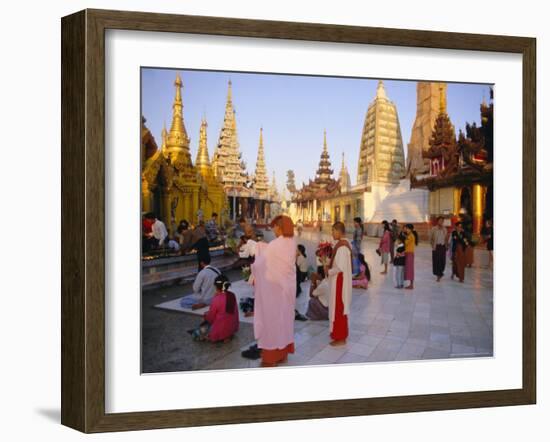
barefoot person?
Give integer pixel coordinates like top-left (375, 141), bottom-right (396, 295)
top-left (403, 223), bottom-right (419, 290)
top-left (251, 215), bottom-right (297, 367)
top-left (430, 216), bottom-right (449, 282)
top-left (450, 221), bottom-right (471, 283)
top-left (325, 222), bottom-right (353, 346)
top-left (378, 221), bottom-right (392, 274)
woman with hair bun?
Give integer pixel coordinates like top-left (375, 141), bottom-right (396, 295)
top-left (190, 274), bottom-right (239, 343)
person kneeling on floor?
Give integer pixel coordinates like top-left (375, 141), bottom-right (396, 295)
top-left (188, 274), bottom-right (239, 343)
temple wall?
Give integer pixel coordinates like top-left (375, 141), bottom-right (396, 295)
top-left (429, 187), bottom-right (455, 216)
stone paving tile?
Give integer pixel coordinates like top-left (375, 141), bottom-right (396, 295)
top-left (337, 352), bottom-right (370, 364)
top-left (315, 345), bottom-right (349, 363)
top-left (347, 342), bottom-right (377, 357)
top-left (450, 344), bottom-right (477, 357)
top-left (422, 346), bottom-right (451, 360)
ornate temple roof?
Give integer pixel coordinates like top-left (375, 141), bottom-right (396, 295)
top-left (293, 131), bottom-right (340, 202)
top-left (315, 130), bottom-right (334, 185)
top-left (411, 88), bottom-right (493, 190)
top-left (406, 82), bottom-right (448, 176)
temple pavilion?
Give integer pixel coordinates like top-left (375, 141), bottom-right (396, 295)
top-left (292, 130), bottom-right (340, 223)
top-left (411, 86), bottom-right (493, 236)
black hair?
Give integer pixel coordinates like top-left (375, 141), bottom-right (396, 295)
top-left (144, 212), bottom-right (156, 220)
top-left (391, 219), bottom-right (397, 224)
top-left (297, 244), bottom-right (307, 258)
top-left (353, 217), bottom-right (362, 224)
top-left (214, 274), bottom-right (231, 292)
top-left (200, 255), bottom-right (212, 265)
top-left (358, 253), bottom-right (371, 281)
top-left (179, 219), bottom-right (189, 230)
top-left (455, 221), bottom-right (463, 227)
top-left (212, 212), bottom-right (218, 217)
top-left (405, 223), bottom-right (419, 245)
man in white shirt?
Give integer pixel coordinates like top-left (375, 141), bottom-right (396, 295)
top-left (150, 215), bottom-right (168, 246)
top-left (180, 256), bottom-right (221, 310)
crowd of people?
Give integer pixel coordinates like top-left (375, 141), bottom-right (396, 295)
top-left (178, 213), bottom-right (493, 368)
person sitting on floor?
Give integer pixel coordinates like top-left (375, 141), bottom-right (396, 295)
top-left (180, 256), bottom-right (221, 310)
top-left (352, 253), bottom-right (371, 289)
top-left (306, 273), bottom-right (329, 320)
top-left (188, 274), bottom-right (239, 342)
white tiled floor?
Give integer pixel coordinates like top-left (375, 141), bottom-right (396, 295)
top-left (203, 231), bottom-right (493, 370)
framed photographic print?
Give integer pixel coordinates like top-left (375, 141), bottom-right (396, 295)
top-left (61, 9), bottom-right (536, 433)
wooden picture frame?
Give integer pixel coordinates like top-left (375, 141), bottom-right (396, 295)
top-left (61, 8), bottom-right (536, 433)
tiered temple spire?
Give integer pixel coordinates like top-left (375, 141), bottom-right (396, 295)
top-left (315, 130), bottom-right (334, 185)
top-left (253, 127), bottom-right (270, 199)
top-left (406, 82), bottom-right (447, 175)
top-left (165, 74), bottom-right (191, 162)
top-left (339, 152), bottom-right (351, 192)
top-left (356, 80), bottom-right (405, 185)
top-left (270, 171), bottom-right (280, 202)
top-left (423, 83), bottom-right (457, 175)
top-left (211, 80), bottom-right (248, 191)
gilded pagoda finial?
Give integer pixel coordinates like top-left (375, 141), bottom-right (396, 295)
top-left (166, 73), bottom-right (190, 156)
top-left (376, 80), bottom-right (387, 99)
top-left (227, 79), bottom-right (233, 104)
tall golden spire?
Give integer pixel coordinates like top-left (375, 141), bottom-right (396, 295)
top-left (166, 73), bottom-right (191, 156)
top-left (195, 117), bottom-right (211, 172)
top-left (438, 83), bottom-right (447, 114)
top-left (323, 129), bottom-right (328, 152)
top-left (161, 121), bottom-right (168, 158)
top-left (253, 127), bottom-right (269, 198)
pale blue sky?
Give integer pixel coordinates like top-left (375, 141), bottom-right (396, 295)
top-left (141, 68), bottom-right (491, 193)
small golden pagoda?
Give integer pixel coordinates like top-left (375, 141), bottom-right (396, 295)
top-left (141, 73), bottom-right (224, 233)
top-left (195, 117), bottom-right (226, 220)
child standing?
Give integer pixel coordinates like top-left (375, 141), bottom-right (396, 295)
top-left (393, 234), bottom-right (406, 289)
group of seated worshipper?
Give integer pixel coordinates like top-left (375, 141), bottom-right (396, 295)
top-left (176, 220), bottom-right (211, 271)
top-left (142, 212), bottom-right (169, 252)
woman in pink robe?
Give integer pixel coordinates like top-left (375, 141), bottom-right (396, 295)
top-left (252, 215), bottom-right (297, 367)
